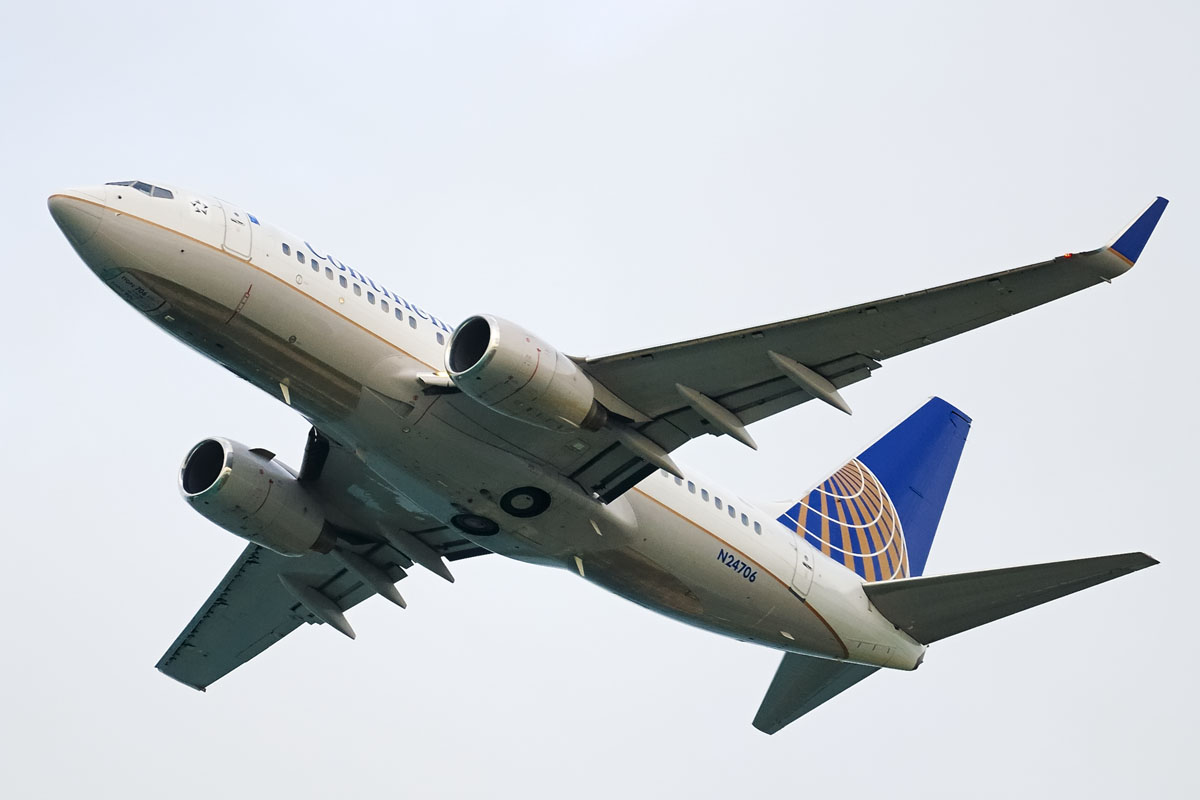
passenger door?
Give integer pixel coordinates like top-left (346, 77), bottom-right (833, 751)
top-left (217, 200), bottom-right (253, 258)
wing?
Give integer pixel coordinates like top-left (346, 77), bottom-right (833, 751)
top-left (433, 197), bottom-right (1167, 502)
top-left (156, 428), bottom-right (489, 690)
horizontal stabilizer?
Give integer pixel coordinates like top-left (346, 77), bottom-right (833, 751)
top-left (864, 552), bottom-right (1157, 644)
top-left (752, 653), bottom-right (878, 734)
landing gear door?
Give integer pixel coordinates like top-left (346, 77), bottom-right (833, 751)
top-left (791, 542), bottom-right (814, 598)
top-left (216, 200), bottom-right (253, 258)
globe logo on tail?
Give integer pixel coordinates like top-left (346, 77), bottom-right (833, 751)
top-left (776, 458), bottom-right (908, 582)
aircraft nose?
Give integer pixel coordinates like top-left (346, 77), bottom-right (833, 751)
top-left (48, 187), bottom-right (107, 247)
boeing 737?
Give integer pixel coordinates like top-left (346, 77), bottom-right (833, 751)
top-left (48, 181), bottom-right (1166, 732)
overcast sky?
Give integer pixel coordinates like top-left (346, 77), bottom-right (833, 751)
top-left (3, 2), bottom-right (1196, 797)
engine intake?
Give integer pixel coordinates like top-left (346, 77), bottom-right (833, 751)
top-left (179, 438), bottom-right (333, 556)
top-left (446, 315), bottom-right (607, 432)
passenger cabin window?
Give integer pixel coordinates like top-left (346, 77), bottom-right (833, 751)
top-left (353, 283), bottom-right (362, 296)
top-left (728, 505), bottom-right (736, 518)
top-left (325, 267), bottom-right (334, 279)
top-left (674, 476), bottom-right (683, 486)
top-left (687, 481), bottom-right (696, 494)
top-left (381, 299), bottom-right (389, 313)
top-left (339, 276), bottom-right (348, 288)
top-left (741, 513), bottom-right (749, 526)
top-left (436, 332), bottom-right (445, 345)
top-left (282, 243), bottom-right (292, 256)
top-left (367, 291), bottom-right (375, 304)
top-left (753, 521), bottom-right (762, 534)
top-left (395, 308), bottom-right (404, 321)
top-left (701, 489), bottom-right (709, 502)
top-left (715, 497), bottom-right (723, 510)
top-left (408, 316), bottom-right (417, 329)
top-left (297, 251), bottom-right (305, 264)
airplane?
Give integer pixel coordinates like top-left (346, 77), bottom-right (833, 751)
top-left (48, 180), bottom-right (1167, 733)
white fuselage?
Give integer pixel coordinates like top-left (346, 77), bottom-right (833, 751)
top-left (51, 183), bottom-right (926, 671)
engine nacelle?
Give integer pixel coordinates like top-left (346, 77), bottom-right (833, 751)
top-left (446, 314), bottom-right (607, 433)
top-left (179, 438), bottom-right (334, 556)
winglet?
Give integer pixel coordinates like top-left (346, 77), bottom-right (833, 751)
top-left (1108, 196), bottom-right (1168, 266)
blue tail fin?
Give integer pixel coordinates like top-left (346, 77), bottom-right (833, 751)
top-left (776, 398), bottom-right (971, 581)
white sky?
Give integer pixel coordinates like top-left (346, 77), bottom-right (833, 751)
top-left (3, 2), bottom-right (1196, 797)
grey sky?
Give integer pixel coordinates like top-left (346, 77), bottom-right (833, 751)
top-left (3, 2), bottom-right (1196, 797)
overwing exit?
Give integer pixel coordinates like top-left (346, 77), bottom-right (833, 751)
top-left (49, 181), bottom-right (1166, 731)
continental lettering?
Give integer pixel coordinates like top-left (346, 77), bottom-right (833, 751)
top-left (303, 240), bottom-right (454, 332)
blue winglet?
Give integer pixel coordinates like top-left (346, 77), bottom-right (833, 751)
top-left (1109, 196), bottom-right (1168, 265)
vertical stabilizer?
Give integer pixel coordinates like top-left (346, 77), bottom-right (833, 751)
top-left (776, 397), bottom-right (970, 581)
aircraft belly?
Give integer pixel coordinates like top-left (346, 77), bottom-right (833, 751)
top-left (328, 401), bottom-right (634, 564)
top-left (583, 490), bottom-right (845, 657)
top-left (315, 399), bottom-right (847, 659)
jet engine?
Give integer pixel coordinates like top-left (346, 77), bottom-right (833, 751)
top-left (179, 438), bottom-right (334, 556)
top-left (446, 314), bottom-right (608, 432)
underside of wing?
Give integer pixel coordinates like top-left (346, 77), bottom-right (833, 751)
top-left (157, 427), bottom-right (490, 690)
top-left (157, 541), bottom-right (405, 690)
top-left (297, 427), bottom-right (489, 565)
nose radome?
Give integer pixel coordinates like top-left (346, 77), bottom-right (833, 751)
top-left (48, 187), bottom-right (107, 247)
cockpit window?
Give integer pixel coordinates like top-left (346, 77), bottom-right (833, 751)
top-left (105, 180), bottom-right (173, 199)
